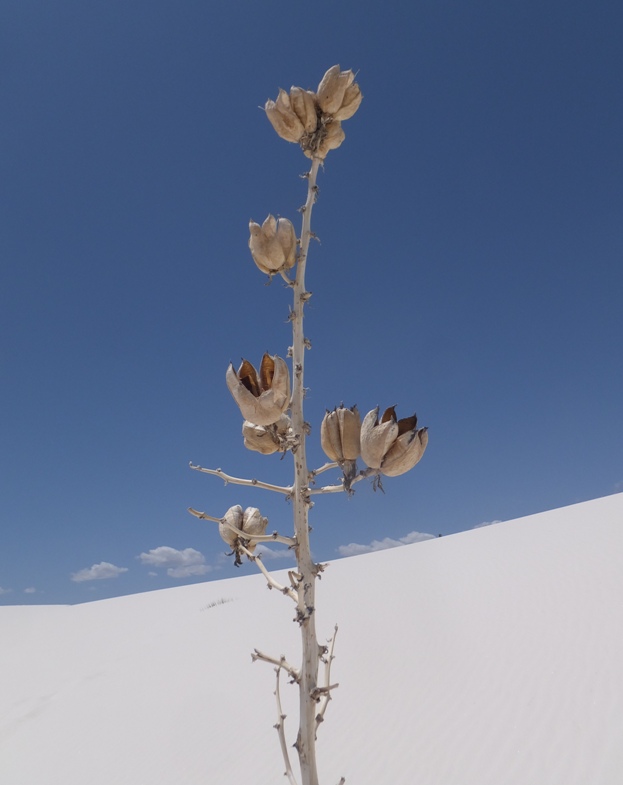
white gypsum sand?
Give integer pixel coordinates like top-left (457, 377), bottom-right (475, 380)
top-left (1, 492), bottom-right (622, 785)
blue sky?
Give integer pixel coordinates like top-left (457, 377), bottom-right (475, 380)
top-left (1, 0), bottom-right (622, 605)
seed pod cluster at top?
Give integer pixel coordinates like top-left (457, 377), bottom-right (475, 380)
top-left (219, 505), bottom-right (269, 566)
top-left (226, 353), bottom-right (290, 426)
top-left (264, 65), bottom-right (362, 159)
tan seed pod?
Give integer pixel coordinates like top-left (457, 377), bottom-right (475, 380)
top-left (242, 507), bottom-right (269, 554)
top-left (381, 427), bottom-right (428, 477)
top-left (265, 89), bottom-right (305, 143)
top-left (289, 86), bottom-right (318, 134)
top-left (317, 121), bottom-right (345, 159)
top-left (242, 421), bottom-right (280, 455)
top-left (226, 354), bottom-right (291, 426)
top-left (242, 414), bottom-right (291, 455)
top-left (333, 82), bottom-right (363, 121)
top-left (321, 405), bottom-right (361, 462)
top-left (219, 505), bottom-right (244, 549)
top-left (316, 65), bottom-right (354, 115)
top-left (360, 406), bottom-right (399, 469)
top-left (248, 215), bottom-right (296, 275)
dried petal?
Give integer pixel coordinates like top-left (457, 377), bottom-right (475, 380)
top-left (316, 120), bottom-right (345, 159)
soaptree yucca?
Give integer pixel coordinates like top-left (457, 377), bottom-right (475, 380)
top-left (189, 66), bottom-right (427, 785)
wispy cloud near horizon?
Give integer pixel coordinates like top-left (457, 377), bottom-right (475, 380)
top-left (138, 547), bottom-right (211, 578)
top-left (71, 562), bottom-right (128, 582)
top-left (337, 530), bottom-right (436, 557)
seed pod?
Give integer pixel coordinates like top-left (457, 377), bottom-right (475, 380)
top-left (242, 414), bottom-right (291, 455)
top-left (290, 87), bottom-right (318, 134)
top-left (381, 426), bottom-right (428, 477)
top-left (360, 406), bottom-right (400, 469)
top-left (226, 354), bottom-right (291, 426)
top-left (317, 120), bottom-right (345, 158)
top-left (219, 505), bottom-right (244, 549)
top-left (321, 405), bottom-right (361, 462)
top-left (241, 507), bottom-right (269, 554)
top-left (333, 82), bottom-right (363, 121)
top-left (316, 65), bottom-right (354, 115)
top-left (264, 89), bottom-right (305, 143)
top-left (249, 215), bottom-right (297, 276)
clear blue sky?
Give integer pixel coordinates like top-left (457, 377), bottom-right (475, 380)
top-left (2, 0), bottom-right (622, 604)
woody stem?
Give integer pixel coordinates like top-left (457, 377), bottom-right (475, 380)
top-left (291, 156), bottom-right (322, 785)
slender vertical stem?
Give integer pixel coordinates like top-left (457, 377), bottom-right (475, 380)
top-left (291, 156), bottom-right (321, 785)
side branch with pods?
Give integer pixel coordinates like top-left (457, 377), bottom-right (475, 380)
top-left (189, 65), bottom-right (428, 785)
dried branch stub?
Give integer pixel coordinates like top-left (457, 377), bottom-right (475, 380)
top-left (249, 215), bottom-right (297, 277)
top-left (226, 353), bottom-right (291, 426)
top-left (320, 405), bottom-right (361, 491)
top-left (360, 406), bottom-right (428, 477)
top-left (264, 65), bottom-right (362, 160)
top-left (242, 413), bottom-right (292, 455)
top-left (219, 504), bottom-right (269, 566)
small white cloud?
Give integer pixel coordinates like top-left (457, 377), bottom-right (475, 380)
top-left (24, 587), bottom-right (36, 594)
top-left (472, 520), bottom-right (501, 529)
top-left (0, 587), bottom-right (13, 596)
top-left (71, 562), bottom-right (128, 583)
top-left (138, 546), bottom-right (211, 578)
top-left (337, 530), bottom-right (435, 557)
top-left (254, 544), bottom-right (296, 561)
top-left (614, 480), bottom-right (623, 493)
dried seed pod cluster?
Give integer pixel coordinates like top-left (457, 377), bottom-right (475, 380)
top-left (361, 406), bottom-right (428, 477)
top-left (248, 215), bottom-right (297, 277)
top-left (320, 405), bottom-right (361, 490)
top-left (219, 504), bottom-right (269, 566)
top-left (264, 65), bottom-right (362, 159)
top-left (226, 353), bottom-right (290, 426)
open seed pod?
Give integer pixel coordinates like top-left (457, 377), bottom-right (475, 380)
top-left (226, 354), bottom-right (291, 426)
top-left (381, 424), bottom-right (428, 477)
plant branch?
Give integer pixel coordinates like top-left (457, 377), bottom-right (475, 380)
top-left (274, 666), bottom-right (300, 785)
top-left (238, 544), bottom-right (298, 602)
top-left (308, 468), bottom-right (379, 495)
top-left (316, 625), bottom-right (339, 730)
top-left (189, 462), bottom-right (293, 496)
top-left (252, 650), bottom-right (300, 683)
top-left (308, 462), bottom-right (338, 482)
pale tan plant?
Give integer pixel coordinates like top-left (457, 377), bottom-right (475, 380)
top-left (188, 65), bottom-right (427, 785)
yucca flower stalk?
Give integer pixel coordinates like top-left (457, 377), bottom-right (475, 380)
top-left (188, 65), bottom-right (427, 785)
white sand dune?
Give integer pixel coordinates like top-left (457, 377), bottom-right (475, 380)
top-left (2, 493), bottom-right (622, 785)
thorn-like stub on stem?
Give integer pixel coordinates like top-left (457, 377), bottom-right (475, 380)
top-left (360, 406), bottom-right (428, 476)
top-left (226, 354), bottom-right (291, 426)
